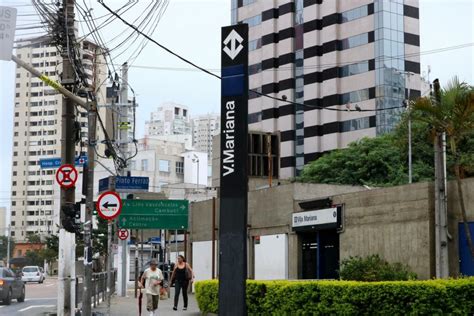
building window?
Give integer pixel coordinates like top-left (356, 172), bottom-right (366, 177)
top-left (11, 221), bottom-right (15, 226)
top-left (340, 33), bottom-right (369, 50)
top-left (175, 161), bottom-right (184, 174)
top-left (141, 159), bottom-right (148, 171)
top-left (341, 5), bottom-right (369, 23)
top-left (248, 133), bottom-right (279, 178)
top-left (248, 38), bottom-right (262, 52)
top-left (339, 61), bottom-right (369, 77)
top-left (159, 160), bottom-right (170, 173)
top-left (241, 14), bottom-right (261, 27)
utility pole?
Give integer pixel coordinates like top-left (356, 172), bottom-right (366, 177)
top-left (82, 101), bottom-right (98, 315)
top-left (433, 79), bottom-right (449, 278)
top-left (58, 0), bottom-right (77, 314)
top-left (118, 62), bottom-right (130, 297)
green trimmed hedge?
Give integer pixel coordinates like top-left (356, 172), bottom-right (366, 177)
top-left (195, 278), bottom-right (474, 315)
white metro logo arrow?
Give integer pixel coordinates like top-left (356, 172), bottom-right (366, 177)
top-left (223, 29), bottom-right (244, 60)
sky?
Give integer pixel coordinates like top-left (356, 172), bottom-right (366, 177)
top-left (0, 0), bottom-right (473, 214)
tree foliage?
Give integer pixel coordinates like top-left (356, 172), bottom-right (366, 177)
top-left (299, 93), bottom-right (474, 186)
top-left (0, 236), bottom-right (15, 261)
top-left (339, 254), bottom-right (417, 281)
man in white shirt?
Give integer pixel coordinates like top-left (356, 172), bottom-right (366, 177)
top-left (139, 259), bottom-right (164, 316)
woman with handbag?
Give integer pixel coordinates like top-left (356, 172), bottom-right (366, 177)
top-left (170, 255), bottom-right (194, 311)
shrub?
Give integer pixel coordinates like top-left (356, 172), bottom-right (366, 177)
top-left (339, 254), bottom-right (417, 281)
top-left (195, 278), bottom-right (474, 315)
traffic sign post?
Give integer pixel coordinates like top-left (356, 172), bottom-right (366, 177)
top-left (97, 191), bottom-right (123, 221)
top-left (118, 200), bottom-right (188, 230)
top-left (56, 164), bottom-right (78, 188)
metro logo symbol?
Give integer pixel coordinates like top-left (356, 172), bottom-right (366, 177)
top-left (223, 29), bottom-right (244, 60)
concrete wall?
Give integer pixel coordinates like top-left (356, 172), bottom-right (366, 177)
top-left (333, 182), bottom-right (434, 280)
top-left (188, 178), bottom-right (474, 280)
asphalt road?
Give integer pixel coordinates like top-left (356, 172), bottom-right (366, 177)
top-left (0, 278), bottom-right (57, 316)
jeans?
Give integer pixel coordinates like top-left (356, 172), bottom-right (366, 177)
top-left (174, 280), bottom-right (189, 308)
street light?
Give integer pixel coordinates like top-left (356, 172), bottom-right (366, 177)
top-left (192, 154), bottom-right (199, 192)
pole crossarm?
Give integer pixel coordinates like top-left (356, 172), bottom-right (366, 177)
top-left (11, 54), bottom-right (89, 110)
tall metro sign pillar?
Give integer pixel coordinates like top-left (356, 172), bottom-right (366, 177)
top-left (219, 24), bottom-right (248, 316)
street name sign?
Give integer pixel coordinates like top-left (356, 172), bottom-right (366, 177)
top-left (40, 156), bottom-right (88, 169)
top-left (97, 191), bottom-right (123, 220)
top-left (98, 176), bottom-right (149, 193)
top-left (0, 7), bottom-right (17, 61)
top-left (118, 200), bottom-right (188, 230)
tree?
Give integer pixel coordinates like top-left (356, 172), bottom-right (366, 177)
top-left (0, 236), bottom-right (15, 261)
top-left (26, 233), bottom-right (42, 243)
top-left (25, 250), bottom-right (43, 267)
top-left (299, 133), bottom-right (413, 187)
top-left (411, 77), bottom-right (474, 257)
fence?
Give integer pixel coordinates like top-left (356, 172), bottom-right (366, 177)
top-left (76, 270), bottom-right (117, 308)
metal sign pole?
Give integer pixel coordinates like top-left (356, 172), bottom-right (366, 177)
top-left (107, 220), bottom-right (113, 314)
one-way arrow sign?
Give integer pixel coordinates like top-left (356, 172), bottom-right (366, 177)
top-left (97, 191), bottom-right (122, 220)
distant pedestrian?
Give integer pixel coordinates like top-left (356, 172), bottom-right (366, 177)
top-left (139, 259), bottom-right (164, 316)
top-left (170, 255), bottom-right (194, 311)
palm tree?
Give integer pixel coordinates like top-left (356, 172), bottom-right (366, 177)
top-left (412, 77), bottom-right (474, 258)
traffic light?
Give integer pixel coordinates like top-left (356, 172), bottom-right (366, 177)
top-left (61, 202), bottom-right (81, 234)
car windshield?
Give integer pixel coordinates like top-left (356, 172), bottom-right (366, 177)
top-left (23, 267), bottom-right (38, 272)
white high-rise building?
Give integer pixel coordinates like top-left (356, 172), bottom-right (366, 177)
top-left (145, 102), bottom-right (191, 137)
top-left (10, 36), bottom-right (109, 241)
top-left (191, 113), bottom-right (220, 159)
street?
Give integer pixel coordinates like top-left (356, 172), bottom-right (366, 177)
top-left (0, 278), bottom-right (57, 316)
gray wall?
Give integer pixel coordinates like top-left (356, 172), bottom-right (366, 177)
top-left (188, 178), bottom-right (474, 280)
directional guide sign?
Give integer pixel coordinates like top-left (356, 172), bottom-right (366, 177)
top-left (55, 164), bottom-right (78, 188)
top-left (97, 191), bottom-right (122, 220)
top-left (118, 200), bottom-right (188, 230)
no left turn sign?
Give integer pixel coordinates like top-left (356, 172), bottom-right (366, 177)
top-left (56, 164), bottom-right (78, 188)
top-left (96, 191), bottom-right (122, 220)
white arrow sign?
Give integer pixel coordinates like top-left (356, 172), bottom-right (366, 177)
top-left (223, 29), bottom-right (244, 60)
top-left (0, 7), bottom-right (17, 61)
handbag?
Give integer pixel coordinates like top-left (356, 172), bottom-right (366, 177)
top-left (185, 264), bottom-right (192, 280)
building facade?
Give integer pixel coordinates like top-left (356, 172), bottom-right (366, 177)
top-left (10, 36), bottom-right (108, 241)
top-left (145, 102), bottom-right (191, 137)
top-left (232, 0), bottom-right (421, 178)
top-left (191, 113), bottom-right (220, 160)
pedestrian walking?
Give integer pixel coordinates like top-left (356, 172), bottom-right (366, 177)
top-left (170, 255), bottom-right (194, 311)
top-left (139, 259), bottom-right (164, 316)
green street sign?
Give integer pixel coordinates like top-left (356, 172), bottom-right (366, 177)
top-left (118, 199), bottom-right (188, 229)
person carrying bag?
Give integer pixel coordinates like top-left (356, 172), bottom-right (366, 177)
top-left (170, 255), bottom-right (194, 311)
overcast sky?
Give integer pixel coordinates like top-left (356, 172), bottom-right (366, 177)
top-left (0, 0), bottom-right (473, 213)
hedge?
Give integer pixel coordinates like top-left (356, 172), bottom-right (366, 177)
top-left (195, 278), bottom-right (474, 315)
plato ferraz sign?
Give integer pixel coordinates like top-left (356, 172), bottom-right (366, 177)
top-left (292, 207), bottom-right (338, 228)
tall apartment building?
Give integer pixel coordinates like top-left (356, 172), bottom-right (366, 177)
top-left (233, 0), bottom-right (421, 178)
top-left (145, 102), bottom-right (191, 137)
top-left (191, 113), bottom-right (220, 159)
top-left (10, 35), bottom-right (108, 241)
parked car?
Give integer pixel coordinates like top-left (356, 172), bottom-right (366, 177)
top-left (0, 267), bottom-right (25, 305)
top-left (21, 266), bottom-right (44, 284)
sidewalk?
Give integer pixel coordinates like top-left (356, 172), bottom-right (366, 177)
top-left (92, 287), bottom-right (201, 316)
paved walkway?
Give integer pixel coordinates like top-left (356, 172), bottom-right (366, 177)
top-left (92, 287), bottom-right (201, 316)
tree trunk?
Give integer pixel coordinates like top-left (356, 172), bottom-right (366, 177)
top-left (455, 164), bottom-right (474, 257)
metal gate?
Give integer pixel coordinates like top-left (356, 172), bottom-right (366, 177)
top-left (459, 222), bottom-right (474, 276)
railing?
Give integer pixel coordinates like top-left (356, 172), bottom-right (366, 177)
top-left (75, 270), bottom-right (117, 308)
